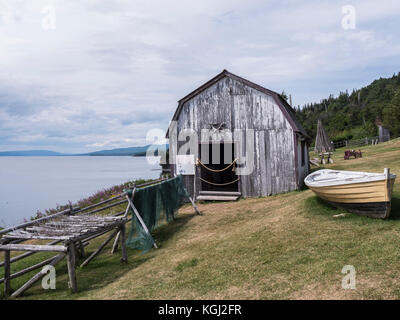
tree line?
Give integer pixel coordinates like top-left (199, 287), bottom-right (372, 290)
top-left (292, 72), bottom-right (400, 143)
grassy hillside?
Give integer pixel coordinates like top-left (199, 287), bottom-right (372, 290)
top-left (1, 138), bottom-right (400, 300)
top-left (296, 73), bottom-right (400, 142)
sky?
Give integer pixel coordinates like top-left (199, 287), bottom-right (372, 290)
top-left (0, 0), bottom-right (400, 153)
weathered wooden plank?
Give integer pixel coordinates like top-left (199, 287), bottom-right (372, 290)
top-left (0, 207), bottom-right (79, 236)
top-left (259, 130), bottom-right (267, 196)
top-left (66, 215), bottom-right (124, 221)
top-left (3, 234), bottom-right (72, 241)
top-left (26, 226), bottom-right (84, 236)
top-left (199, 191), bottom-right (241, 196)
top-left (196, 195), bottom-right (238, 201)
top-left (265, 129), bottom-right (272, 196)
top-left (0, 244), bottom-right (68, 252)
top-left (68, 219), bottom-right (127, 243)
top-left (0, 239), bottom-right (61, 267)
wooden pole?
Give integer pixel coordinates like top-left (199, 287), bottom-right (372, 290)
top-left (4, 250), bottom-right (11, 296)
top-left (77, 193), bottom-right (125, 213)
top-left (173, 173), bottom-right (201, 215)
top-left (111, 232), bottom-right (121, 254)
top-left (126, 195), bottom-right (158, 249)
top-left (66, 243), bottom-right (77, 293)
top-left (111, 188), bottom-right (136, 254)
top-left (0, 244), bottom-right (68, 252)
top-left (135, 178), bottom-right (166, 188)
top-left (120, 224), bottom-right (127, 263)
top-left (0, 239), bottom-right (62, 267)
top-left (80, 199), bottom-right (127, 216)
top-left (80, 229), bottom-right (119, 268)
top-left (11, 253), bottom-right (66, 298)
top-left (188, 196), bottom-right (201, 215)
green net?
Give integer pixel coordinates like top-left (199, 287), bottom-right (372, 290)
top-left (126, 175), bottom-right (189, 253)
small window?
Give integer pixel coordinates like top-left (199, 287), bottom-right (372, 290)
top-left (301, 141), bottom-right (306, 167)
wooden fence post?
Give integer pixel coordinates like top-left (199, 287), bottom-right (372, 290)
top-left (66, 243), bottom-right (77, 293)
top-left (4, 250), bottom-right (11, 296)
top-left (112, 187), bottom-right (136, 254)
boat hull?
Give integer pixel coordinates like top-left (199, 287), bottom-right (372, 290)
top-left (309, 178), bottom-right (395, 219)
top-left (322, 199), bottom-right (391, 219)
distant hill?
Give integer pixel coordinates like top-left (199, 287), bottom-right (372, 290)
top-left (296, 72), bottom-right (400, 142)
top-left (0, 150), bottom-right (66, 156)
top-left (0, 145), bottom-right (168, 157)
top-left (88, 145), bottom-right (151, 156)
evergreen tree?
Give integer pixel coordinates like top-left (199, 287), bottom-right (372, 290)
top-left (383, 88), bottom-right (400, 137)
top-left (296, 72), bottom-right (400, 141)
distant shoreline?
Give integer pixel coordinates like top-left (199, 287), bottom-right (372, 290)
top-left (0, 144), bottom-right (168, 157)
top-left (0, 154), bottom-right (146, 157)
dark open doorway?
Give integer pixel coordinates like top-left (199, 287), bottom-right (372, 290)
top-left (198, 143), bottom-right (239, 192)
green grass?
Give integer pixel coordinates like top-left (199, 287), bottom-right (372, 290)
top-left (175, 258), bottom-right (199, 272)
top-left (1, 138), bottom-right (400, 299)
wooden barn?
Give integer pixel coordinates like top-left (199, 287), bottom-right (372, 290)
top-left (166, 70), bottom-right (310, 201)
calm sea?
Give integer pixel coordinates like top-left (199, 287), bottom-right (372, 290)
top-left (0, 156), bottom-right (161, 227)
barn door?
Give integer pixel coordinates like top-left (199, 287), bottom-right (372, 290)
top-left (198, 143), bottom-right (238, 192)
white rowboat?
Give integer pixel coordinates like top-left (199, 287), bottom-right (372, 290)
top-left (304, 168), bottom-right (396, 219)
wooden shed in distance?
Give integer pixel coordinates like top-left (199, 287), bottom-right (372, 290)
top-left (166, 69), bottom-right (310, 201)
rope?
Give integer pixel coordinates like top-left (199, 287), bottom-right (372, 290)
top-left (196, 158), bottom-right (238, 173)
top-left (199, 177), bottom-right (240, 186)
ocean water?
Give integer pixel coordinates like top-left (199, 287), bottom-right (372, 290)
top-left (0, 156), bottom-right (161, 227)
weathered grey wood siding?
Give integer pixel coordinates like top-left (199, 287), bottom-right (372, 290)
top-left (174, 76), bottom-right (300, 198)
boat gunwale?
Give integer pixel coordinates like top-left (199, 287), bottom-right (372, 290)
top-left (304, 169), bottom-right (396, 188)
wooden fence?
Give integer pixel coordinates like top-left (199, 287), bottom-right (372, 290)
top-left (0, 177), bottom-right (200, 298)
top-left (310, 134), bottom-right (391, 151)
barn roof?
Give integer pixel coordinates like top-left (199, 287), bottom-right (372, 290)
top-left (166, 69), bottom-right (308, 138)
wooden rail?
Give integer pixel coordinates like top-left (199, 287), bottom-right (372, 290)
top-left (0, 177), bottom-right (199, 298)
top-left (0, 192), bottom-right (131, 298)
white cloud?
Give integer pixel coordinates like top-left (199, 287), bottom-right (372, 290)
top-left (0, 0), bottom-right (399, 152)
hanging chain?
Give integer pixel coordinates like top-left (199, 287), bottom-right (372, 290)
top-left (196, 158), bottom-right (238, 173)
top-left (199, 177), bottom-right (240, 186)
